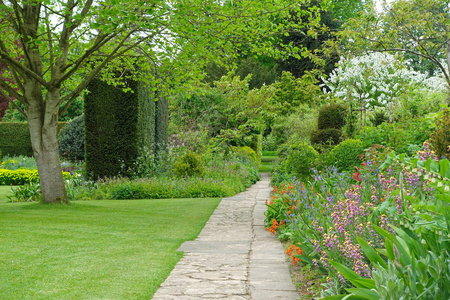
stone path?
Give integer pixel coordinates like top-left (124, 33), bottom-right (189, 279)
top-left (151, 173), bottom-right (299, 300)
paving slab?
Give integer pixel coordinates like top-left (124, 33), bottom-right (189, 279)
top-left (151, 173), bottom-right (299, 300)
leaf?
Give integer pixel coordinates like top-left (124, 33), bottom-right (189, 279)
top-left (329, 261), bottom-right (376, 289)
top-left (357, 237), bottom-right (387, 269)
top-left (439, 159), bottom-right (450, 179)
top-left (346, 288), bottom-right (380, 300)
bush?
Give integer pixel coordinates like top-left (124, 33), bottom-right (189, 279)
top-left (0, 169), bottom-right (40, 185)
top-left (283, 143), bottom-right (319, 181)
top-left (58, 114), bottom-right (85, 161)
top-left (0, 169), bottom-right (73, 185)
top-left (356, 117), bottom-right (432, 154)
top-left (430, 109), bottom-right (450, 159)
top-left (232, 146), bottom-right (258, 165)
top-left (173, 150), bottom-right (205, 177)
top-left (317, 103), bottom-right (347, 130)
top-left (327, 139), bottom-right (364, 171)
top-left (310, 128), bottom-right (342, 146)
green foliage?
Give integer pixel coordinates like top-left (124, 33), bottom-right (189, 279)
top-left (58, 114), bottom-right (85, 162)
top-left (310, 128), bottom-right (342, 147)
top-left (318, 103), bottom-right (347, 130)
top-left (1, 155), bottom-right (37, 170)
top-left (356, 118), bottom-right (433, 154)
top-left (233, 146), bottom-right (258, 164)
top-left (282, 143), bottom-right (319, 181)
top-left (340, 0), bottom-right (450, 90)
top-left (173, 151), bottom-right (205, 177)
top-left (0, 122), bottom-right (67, 157)
top-left (8, 183), bottom-right (42, 202)
top-left (0, 169), bottom-right (73, 185)
top-left (155, 96), bottom-right (169, 154)
top-left (0, 123), bottom-right (33, 156)
top-left (430, 109), bottom-right (450, 159)
top-left (85, 78), bottom-right (157, 179)
top-left (0, 169), bottom-right (40, 185)
top-left (328, 139), bottom-right (364, 171)
top-left (264, 71), bottom-right (324, 124)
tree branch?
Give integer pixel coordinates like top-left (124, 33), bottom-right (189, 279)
top-left (0, 42), bottom-right (50, 88)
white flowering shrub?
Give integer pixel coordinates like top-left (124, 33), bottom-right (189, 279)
top-left (322, 52), bottom-right (445, 110)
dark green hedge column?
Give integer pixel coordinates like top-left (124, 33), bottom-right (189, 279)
top-left (85, 78), bottom-right (155, 180)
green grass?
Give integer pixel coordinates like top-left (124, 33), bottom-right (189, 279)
top-left (259, 154), bottom-right (278, 173)
top-left (0, 186), bottom-right (221, 299)
top-left (262, 150), bottom-right (276, 156)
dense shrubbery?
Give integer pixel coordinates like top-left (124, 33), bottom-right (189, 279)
top-left (58, 114), bottom-right (85, 161)
top-left (356, 117), bottom-right (433, 154)
top-left (327, 139), bottom-right (364, 171)
top-left (310, 128), bottom-right (342, 147)
top-left (173, 150), bottom-right (205, 177)
top-left (317, 103), bottom-right (347, 130)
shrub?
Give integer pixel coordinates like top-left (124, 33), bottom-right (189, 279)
top-left (0, 169), bottom-right (73, 185)
top-left (317, 103), bottom-right (347, 130)
top-left (310, 128), bottom-right (342, 146)
top-left (173, 150), bottom-right (205, 177)
top-left (430, 109), bottom-right (450, 159)
top-left (356, 117), bottom-right (432, 154)
top-left (327, 139), bottom-right (364, 171)
top-left (0, 169), bottom-right (40, 185)
top-left (58, 114), bottom-right (85, 161)
top-left (232, 146), bottom-right (258, 164)
top-left (283, 143), bottom-right (319, 180)
top-left (0, 149), bottom-right (2, 163)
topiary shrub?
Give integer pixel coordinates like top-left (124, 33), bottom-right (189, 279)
top-left (283, 143), bottom-right (319, 181)
top-left (318, 103), bottom-right (347, 130)
top-left (173, 151), bottom-right (205, 177)
top-left (310, 128), bottom-right (342, 146)
top-left (58, 114), bottom-right (85, 161)
top-left (327, 139), bottom-right (364, 171)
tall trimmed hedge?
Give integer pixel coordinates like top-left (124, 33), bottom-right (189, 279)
top-left (85, 78), bottom-right (160, 180)
top-left (0, 122), bottom-right (67, 157)
top-left (155, 96), bottom-right (168, 152)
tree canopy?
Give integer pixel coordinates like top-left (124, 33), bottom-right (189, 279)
top-left (0, 0), bottom-right (326, 203)
top-left (339, 0), bottom-right (450, 89)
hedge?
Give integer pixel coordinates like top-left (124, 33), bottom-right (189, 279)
top-left (0, 122), bottom-right (67, 157)
top-left (85, 77), bottom-right (158, 179)
top-left (0, 169), bottom-right (72, 185)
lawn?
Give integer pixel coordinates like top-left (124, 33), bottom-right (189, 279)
top-left (0, 186), bottom-right (221, 299)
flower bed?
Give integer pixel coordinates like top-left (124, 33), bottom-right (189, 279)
top-left (265, 146), bottom-right (450, 298)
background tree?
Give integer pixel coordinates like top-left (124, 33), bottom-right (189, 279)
top-left (340, 0), bottom-right (450, 90)
top-left (0, 0), bottom-right (325, 203)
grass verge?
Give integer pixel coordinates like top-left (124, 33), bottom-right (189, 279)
top-left (0, 186), bottom-right (221, 299)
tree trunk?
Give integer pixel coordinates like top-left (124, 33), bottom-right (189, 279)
top-left (26, 83), bottom-right (68, 204)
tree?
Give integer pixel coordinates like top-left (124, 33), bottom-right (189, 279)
top-left (0, 0), bottom-right (324, 203)
top-left (340, 0), bottom-right (450, 90)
